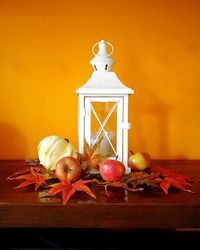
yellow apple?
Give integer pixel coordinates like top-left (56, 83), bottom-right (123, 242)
top-left (128, 152), bottom-right (151, 171)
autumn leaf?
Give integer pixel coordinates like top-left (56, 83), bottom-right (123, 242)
top-left (98, 179), bottom-right (144, 197)
top-left (160, 180), bottom-right (171, 194)
top-left (7, 166), bottom-right (54, 191)
top-left (149, 165), bottom-right (193, 194)
top-left (150, 166), bottom-right (193, 180)
top-left (77, 138), bottom-right (109, 170)
top-left (121, 171), bottom-right (157, 188)
top-left (159, 176), bottom-right (192, 194)
top-left (98, 171), bottom-right (161, 197)
top-left (49, 179), bottom-right (96, 205)
top-left (98, 166), bottom-right (193, 196)
top-left (7, 166), bottom-right (46, 180)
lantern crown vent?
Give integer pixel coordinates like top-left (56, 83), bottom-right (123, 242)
top-left (90, 40), bottom-right (115, 72)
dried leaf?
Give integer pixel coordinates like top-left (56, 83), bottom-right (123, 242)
top-left (122, 171), bottom-right (156, 188)
top-left (98, 180), bottom-right (144, 197)
top-left (78, 139), bottom-right (110, 170)
top-left (99, 165), bottom-right (193, 196)
top-left (49, 179), bottom-right (96, 205)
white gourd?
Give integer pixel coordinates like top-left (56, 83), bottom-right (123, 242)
top-left (38, 135), bottom-right (77, 170)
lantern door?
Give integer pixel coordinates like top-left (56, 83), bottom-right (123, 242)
top-left (84, 97), bottom-right (123, 161)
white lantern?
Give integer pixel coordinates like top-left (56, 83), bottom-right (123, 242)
top-left (76, 40), bottom-right (134, 173)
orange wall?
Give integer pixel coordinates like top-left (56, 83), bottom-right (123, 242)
top-left (0, 0), bottom-right (199, 159)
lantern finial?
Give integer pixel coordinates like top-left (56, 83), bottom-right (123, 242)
top-left (90, 40), bottom-right (115, 72)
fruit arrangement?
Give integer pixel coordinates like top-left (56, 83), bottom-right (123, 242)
top-left (7, 135), bottom-right (193, 205)
top-left (38, 135), bottom-right (77, 170)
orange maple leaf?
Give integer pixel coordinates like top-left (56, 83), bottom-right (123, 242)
top-left (7, 166), bottom-right (54, 191)
top-left (49, 179), bottom-right (96, 205)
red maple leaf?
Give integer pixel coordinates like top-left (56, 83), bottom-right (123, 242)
top-left (7, 166), bottom-right (54, 191)
top-left (49, 179), bottom-right (96, 205)
top-left (7, 166), bottom-right (46, 178)
top-left (149, 165), bottom-right (193, 194)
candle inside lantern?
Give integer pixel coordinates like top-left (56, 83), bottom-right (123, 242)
top-left (90, 101), bottom-right (117, 157)
top-left (91, 131), bottom-right (115, 156)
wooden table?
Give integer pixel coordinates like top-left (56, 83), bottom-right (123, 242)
top-left (0, 160), bottom-right (200, 229)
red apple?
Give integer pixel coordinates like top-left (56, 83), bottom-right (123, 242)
top-left (55, 156), bottom-right (82, 182)
top-left (99, 159), bottom-right (125, 182)
top-left (128, 152), bottom-right (151, 171)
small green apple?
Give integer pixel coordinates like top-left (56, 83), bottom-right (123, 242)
top-left (128, 151), bottom-right (151, 171)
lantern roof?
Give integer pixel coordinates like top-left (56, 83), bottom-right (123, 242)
top-left (76, 40), bottom-right (134, 95)
top-left (76, 72), bottom-right (134, 95)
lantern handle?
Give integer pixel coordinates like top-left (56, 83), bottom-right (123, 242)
top-left (92, 41), bottom-right (114, 57)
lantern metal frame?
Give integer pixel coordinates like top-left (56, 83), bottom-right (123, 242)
top-left (76, 41), bottom-right (134, 173)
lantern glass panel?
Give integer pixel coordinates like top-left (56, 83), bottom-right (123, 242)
top-left (90, 102), bottom-right (117, 157)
